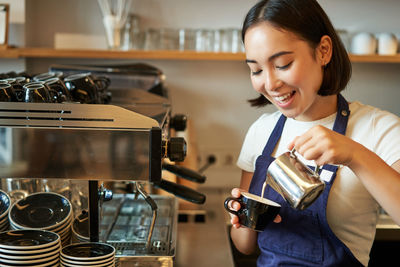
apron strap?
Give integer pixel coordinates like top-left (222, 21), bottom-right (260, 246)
top-left (332, 94), bottom-right (350, 135)
top-left (261, 115), bottom-right (287, 156)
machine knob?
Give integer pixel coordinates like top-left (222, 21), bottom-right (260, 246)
top-left (170, 114), bottom-right (187, 131)
top-left (99, 188), bottom-right (113, 202)
top-left (163, 137), bottom-right (187, 162)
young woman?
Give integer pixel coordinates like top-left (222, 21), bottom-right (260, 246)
top-left (228, 0), bottom-right (400, 266)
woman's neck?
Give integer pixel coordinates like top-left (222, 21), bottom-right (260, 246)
top-left (295, 94), bottom-right (338, 121)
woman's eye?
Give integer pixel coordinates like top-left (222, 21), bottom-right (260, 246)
top-left (276, 61), bottom-right (293, 70)
top-left (251, 70), bottom-right (262, 76)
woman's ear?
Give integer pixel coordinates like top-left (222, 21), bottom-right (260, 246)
top-left (317, 35), bottom-right (333, 67)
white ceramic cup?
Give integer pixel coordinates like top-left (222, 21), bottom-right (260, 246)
top-left (377, 33), bottom-right (398, 55)
top-left (350, 32), bottom-right (377, 55)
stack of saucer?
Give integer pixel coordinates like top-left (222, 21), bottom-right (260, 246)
top-left (0, 190), bottom-right (11, 232)
top-left (9, 192), bottom-right (73, 246)
top-left (61, 242), bottom-right (115, 267)
top-left (0, 229), bottom-right (61, 267)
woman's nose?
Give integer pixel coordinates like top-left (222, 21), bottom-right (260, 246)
top-left (264, 72), bottom-right (282, 92)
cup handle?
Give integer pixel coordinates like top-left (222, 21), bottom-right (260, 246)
top-left (48, 88), bottom-right (61, 103)
top-left (224, 196), bottom-right (242, 217)
top-left (13, 88), bottom-right (24, 102)
top-left (93, 77), bottom-right (111, 91)
top-left (49, 84), bottom-right (69, 102)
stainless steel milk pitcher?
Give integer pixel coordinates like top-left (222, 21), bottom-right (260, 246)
top-left (266, 149), bottom-right (325, 210)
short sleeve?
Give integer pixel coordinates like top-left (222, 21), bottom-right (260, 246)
top-left (236, 113), bottom-right (279, 172)
top-left (237, 121), bottom-right (259, 172)
top-left (372, 109), bottom-right (400, 166)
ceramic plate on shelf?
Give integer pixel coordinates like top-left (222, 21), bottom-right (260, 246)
top-left (9, 192), bottom-right (72, 230)
top-left (0, 245), bottom-right (59, 259)
top-left (61, 255), bottom-right (114, 266)
top-left (61, 242), bottom-right (115, 261)
top-left (0, 255), bottom-right (60, 267)
top-left (0, 229), bottom-right (60, 250)
top-left (0, 240), bottom-right (60, 255)
top-left (0, 250), bottom-right (59, 265)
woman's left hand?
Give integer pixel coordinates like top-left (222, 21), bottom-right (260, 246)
top-left (289, 126), bottom-right (400, 226)
top-left (287, 125), bottom-right (357, 167)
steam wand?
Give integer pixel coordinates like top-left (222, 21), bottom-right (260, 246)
top-left (134, 182), bottom-right (158, 252)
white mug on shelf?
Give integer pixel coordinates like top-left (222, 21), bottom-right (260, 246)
top-left (350, 32), bottom-right (377, 55)
top-left (377, 33), bottom-right (398, 55)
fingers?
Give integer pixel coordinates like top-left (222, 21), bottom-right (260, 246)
top-left (230, 207), bottom-right (243, 229)
top-left (228, 188), bottom-right (242, 212)
top-left (230, 216), bottom-right (241, 229)
top-left (231, 223), bottom-right (241, 229)
top-left (292, 131), bottom-right (314, 154)
top-left (288, 126), bottom-right (330, 165)
top-left (227, 199), bottom-right (241, 211)
top-left (231, 187), bottom-right (242, 198)
top-left (287, 136), bottom-right (299, 151)
top-left (229, 189), bottom-right (244, 229)
top-left (273, 214), bottom-right (282, 223)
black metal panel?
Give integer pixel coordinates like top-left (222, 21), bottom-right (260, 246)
top-left (149, 127), bottom-right (162, 183)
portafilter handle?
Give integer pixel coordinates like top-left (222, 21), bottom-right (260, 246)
top-left (154, 179), bottom-right (206, 204)
top-left (162, 163), bottom-right (206, 184)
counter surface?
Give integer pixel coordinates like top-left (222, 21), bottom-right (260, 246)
top-left (175, 188), bottom-right (234, 267)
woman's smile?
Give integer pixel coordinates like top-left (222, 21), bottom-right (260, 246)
top-left (272, 91), bottom-right (296, 107)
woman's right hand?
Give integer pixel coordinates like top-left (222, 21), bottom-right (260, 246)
top-left (229, 188), bottom-right (282, 229)
top-left (229, 188), bottom-right (244, 229)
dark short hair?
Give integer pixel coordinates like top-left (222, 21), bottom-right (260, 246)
top-left (242, 0), bottom-right (352, 107)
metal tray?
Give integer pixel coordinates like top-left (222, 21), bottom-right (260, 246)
top-left (100, 194), bottom-right (177, 266)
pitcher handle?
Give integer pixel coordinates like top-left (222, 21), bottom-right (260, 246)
top-left (290, 148), bottom-right (320, 175)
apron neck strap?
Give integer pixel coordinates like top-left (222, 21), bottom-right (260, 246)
top-left (332, 94), bottom-right (350, 135)
top-left (261, 115), bottom-right (286, 156)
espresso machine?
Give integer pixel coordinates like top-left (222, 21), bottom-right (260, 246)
top-left (0, 65), bottom-right (206, 266)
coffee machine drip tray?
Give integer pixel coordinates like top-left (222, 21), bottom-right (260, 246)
top-left (98, 193), bottom-right (177, 263)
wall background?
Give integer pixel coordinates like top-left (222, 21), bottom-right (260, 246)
top-left (2, 0), bottom-right (400, 188)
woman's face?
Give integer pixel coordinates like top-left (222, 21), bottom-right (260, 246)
top-left (244, 22), bottom-right (335, 121)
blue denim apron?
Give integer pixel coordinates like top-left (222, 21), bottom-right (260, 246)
top-left (249, 94), bottom-right (364, 266)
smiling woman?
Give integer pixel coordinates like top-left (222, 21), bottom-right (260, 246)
top-left (244, 23), bottom-right (334, 121)
top-left (226, 0), bottom-right (400, 266)
top-left (243, 0), bottom-right (351, 110)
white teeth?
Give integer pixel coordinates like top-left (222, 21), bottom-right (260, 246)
top-left (274, 92), bottom-right (292, 103)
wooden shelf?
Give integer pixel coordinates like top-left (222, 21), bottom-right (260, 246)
top-left (0, 47), bottom-right (245, 61)
top-left (1, 47), bottom-right (400, 63)
top-left (350, 54), bottom-right (400, 63)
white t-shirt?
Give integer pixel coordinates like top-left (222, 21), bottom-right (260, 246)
top-left (237, 101), bottom-right (400, 266)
